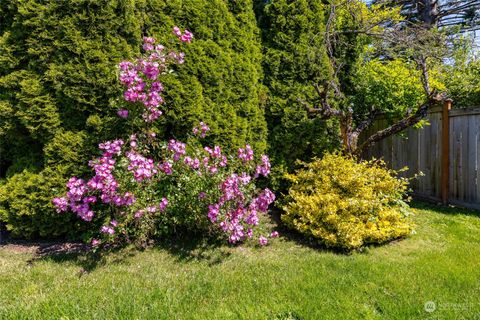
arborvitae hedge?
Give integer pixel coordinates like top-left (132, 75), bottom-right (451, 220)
top-left (0, 0), bottom-right (266, 238)
top-left (257, 0), bottom-right (339, 182)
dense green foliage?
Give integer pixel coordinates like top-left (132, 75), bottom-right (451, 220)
top-left (257, 0), bottom-right (339, 174)
top-left (282, 153), bottom-right (413, 251)
top-left (351, 58), bottom-right (426, 121)
top-left (442, 49), bottom-right (480, 108)
top-left (0, 0), bottom-right (266, 238)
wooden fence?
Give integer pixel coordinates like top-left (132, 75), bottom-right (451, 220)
top-left (362, 101), bottom-right (480, 210)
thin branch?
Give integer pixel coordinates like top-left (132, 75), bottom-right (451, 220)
top-left (418, 57), bottom-right (431, 95)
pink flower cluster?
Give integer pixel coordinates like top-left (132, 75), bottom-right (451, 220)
top-left (118, 29), bottom-right (191, 123)
top-left (99, 139), bottom-right (124, 157)
top-left (126, 151), bottom-right (158, 182)
top-left (193, 122), bottom-right (210, 138)
top-left (200, 145), bottom-right (228, 174)
top-left (204, 170), bottom-right (276, 244)
top-left (258, 230), bottom-right (279, 247)
top-left (53, 139), bottom-right (137, 222)
top-left (184, 157), bottom-right (201, 170)
top-left (117, 109), bottom-right (128, 118)
top-left (134, 198), bottom-right (168, 219)
top-left (52, 177), bottom-right (94, 221)
top-left (101, 224), bottom-right (115, 235)
top-left (238, 145), bottom-right (254, 162)
top-left (173, 26), bottom-right (193, 43)
top-left (159, 161), bottom-right (173, 175)
top-left (168, 139), bottom-right (187, 161)
top-left (255, 155), bottom-right (271, 177)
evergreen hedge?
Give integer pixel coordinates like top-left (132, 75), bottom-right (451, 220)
top-left (256, 0), bottom-right (339, 187)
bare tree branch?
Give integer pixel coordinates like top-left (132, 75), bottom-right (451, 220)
top-left (354, 92), bottom-right (442, 155)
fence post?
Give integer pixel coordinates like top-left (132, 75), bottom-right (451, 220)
top-left (441, 99), bottom-right (452, 205)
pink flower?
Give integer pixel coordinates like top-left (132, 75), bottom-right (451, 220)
top-left (181, 30), bottom-right (193, 43)
top-left (146, 206), bottom-right (157, 213)
top-left (117, 109), bottom-right (129, 118)
top-left (239, 172), bottom-right (251, 185)
top-left (52, 197), bottom-right (68, 213)
top-left (168, 139), bottom-right (186, 161)
top-left (245, 213), bottom-right (259, 226)
top-left (253, 188), bottom-right (276, 212)
top-left (99, 139), bottom-right (124, 157)
top-left (91, 239), bottom-right (100, 246)
top-left (238, 145), bottom-right (254, 162)
top-left (134, 210), bottom-right (145, 219)
top-left (255, 155), bottom-right (271, 177)
top-left (208, 204), bottom-right (219, 222)
top-left (173, 27), bottom-right (193, 43)
top-left (100, 226), bottom-right (115, 235)
top-left (126, 151), bottom-right (158, 181)
top-left (142, 37), bottom-right (155, 51)
top-left (110, 220), bottom-right (118, 227)
top-left (173, 26), bottom-right (182, 37)
top-left (259, 236), bottom-right (268, 246)
top-left (159, 198), bottom-right (168, 212)
top-left (143, 36), bottom-right (155, 44)
top-left (193, 122), bottom-right (210, 137)
top-left (270, 231), bottom-right (279, 238)
top-left (122, 192), bottom-right (136, 206)
top-left (159, 161), bottom-right (173, 175)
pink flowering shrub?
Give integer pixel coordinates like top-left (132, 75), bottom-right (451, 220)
top-left (53, 28), bottom-right (276, 248)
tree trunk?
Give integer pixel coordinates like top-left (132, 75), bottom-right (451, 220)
top-left (417, 0), bottom-right (439, 26)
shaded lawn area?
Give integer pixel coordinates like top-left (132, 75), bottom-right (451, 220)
top-left (1, 202), bottom-right (480, 319)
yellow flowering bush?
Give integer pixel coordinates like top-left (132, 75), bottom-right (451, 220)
top-left (282, 153), bottom-right (413, 251)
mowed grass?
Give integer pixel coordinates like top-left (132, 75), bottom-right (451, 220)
top-left (1, 202), bottom-right (480, 320)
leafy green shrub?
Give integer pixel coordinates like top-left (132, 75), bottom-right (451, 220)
top-left (282, 153), bottom-right (413, 251)
top-left (0, 167), bottom-right (84, 238)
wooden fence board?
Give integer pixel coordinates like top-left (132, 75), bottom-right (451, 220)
top-left (362, 105), bottom-right (480, 209)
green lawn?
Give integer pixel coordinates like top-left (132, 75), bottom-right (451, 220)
top-left (1, 202), bottom-right (480, 319)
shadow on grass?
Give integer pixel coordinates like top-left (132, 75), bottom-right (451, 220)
top-left (268, 209), bottom-right (348, 254)
top-left (20, 234), bottom-right (233, 274)
top-left (154, 236), bottom-right (232, 265)
top-left (27, 242), bottom-right (115, 275)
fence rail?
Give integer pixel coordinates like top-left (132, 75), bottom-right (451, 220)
top-left (362, 102), bottom-right (480, 210)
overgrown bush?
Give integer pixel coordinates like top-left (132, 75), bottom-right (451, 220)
top-left (53, 33), bottom-right (276, 248)
top-left (0, 0), bottom-right (266, 238)
top-left (282, 153), bottom-right (413, 251)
